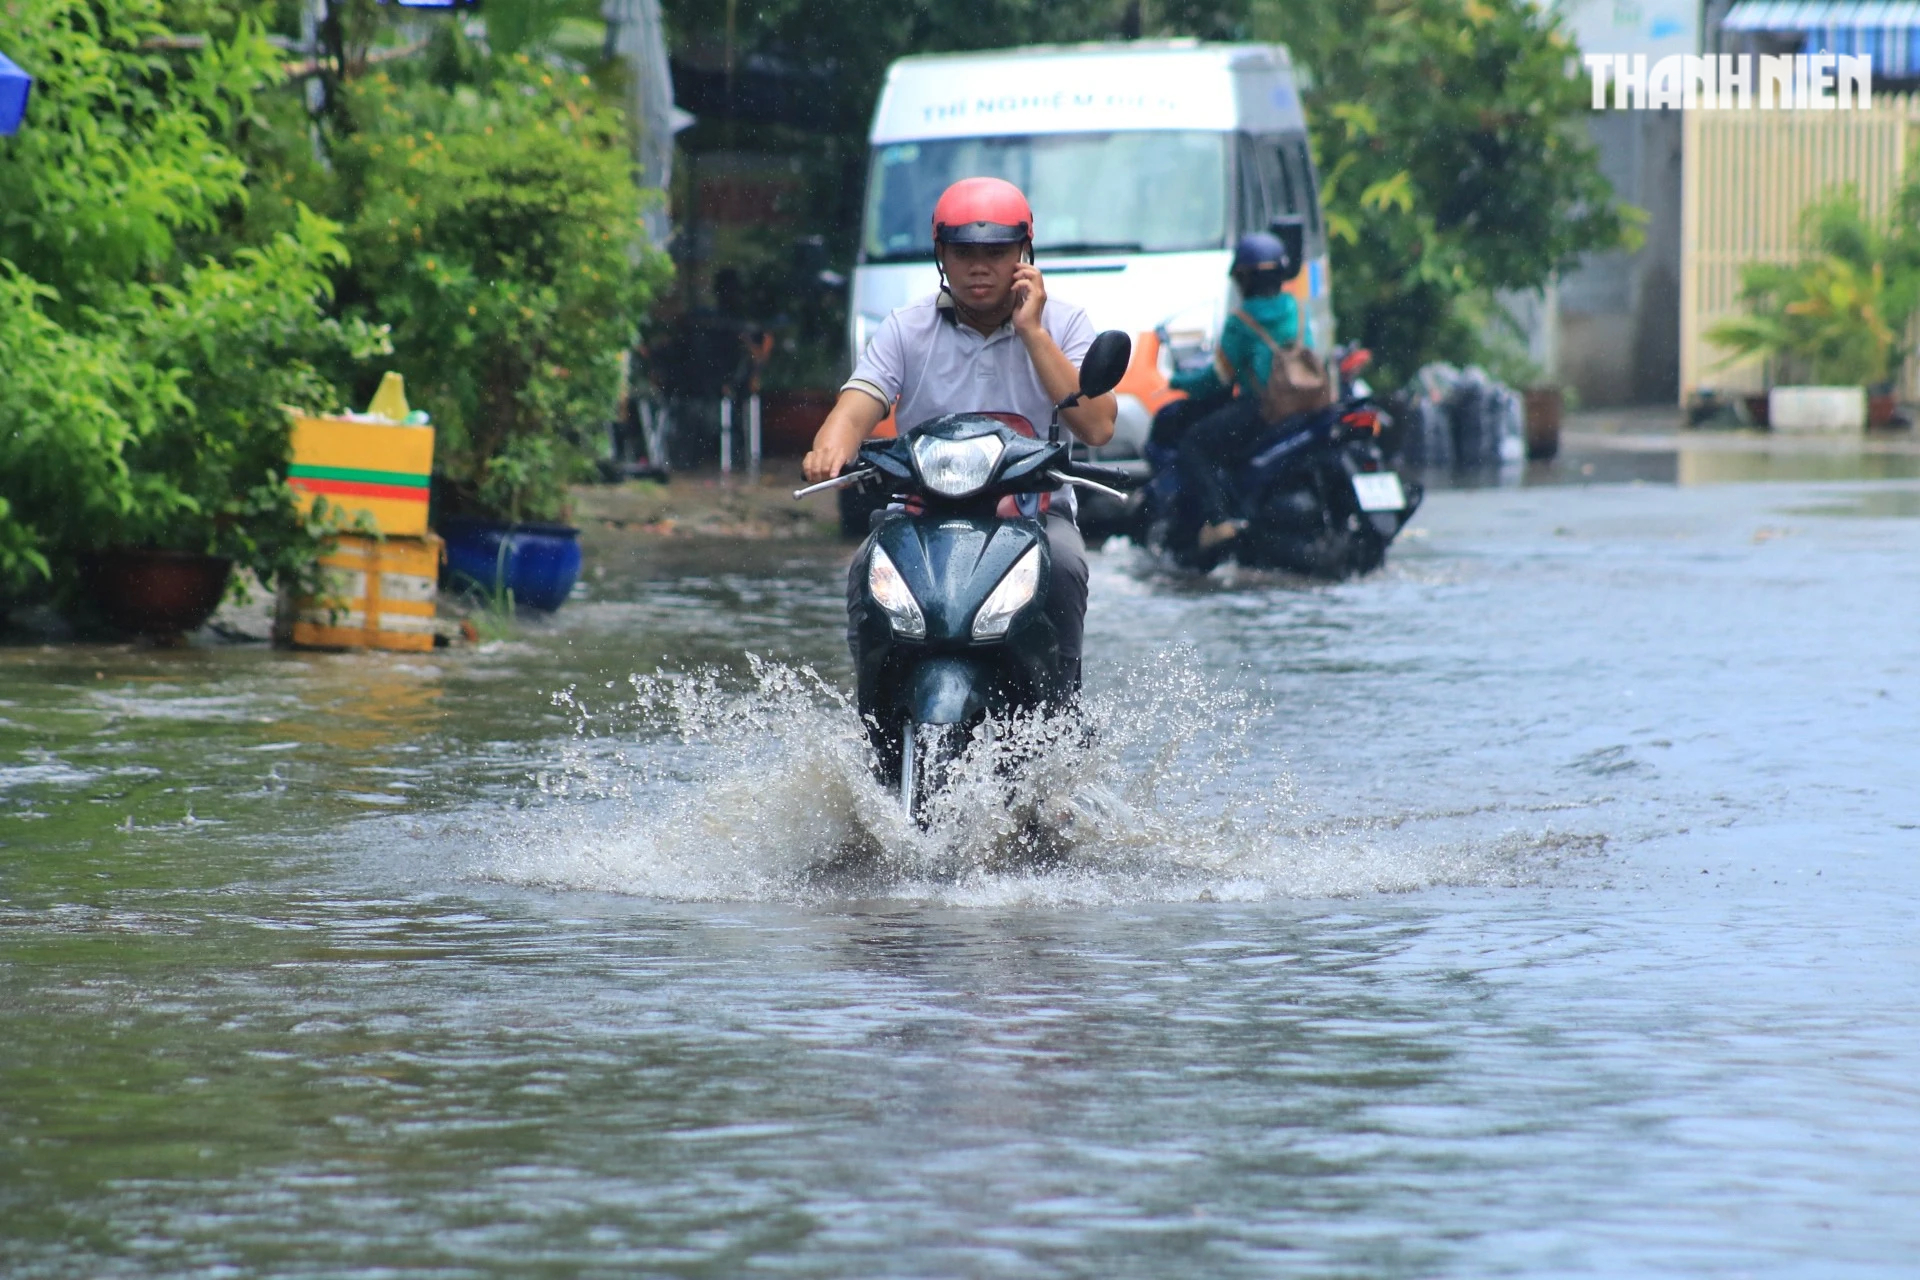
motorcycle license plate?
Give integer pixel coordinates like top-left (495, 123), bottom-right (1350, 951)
top-left (1351, 473), bottom-right (1406, 512)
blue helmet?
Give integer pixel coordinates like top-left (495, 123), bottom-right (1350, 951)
top-left (1231, 231), bottom-right (1291, 276)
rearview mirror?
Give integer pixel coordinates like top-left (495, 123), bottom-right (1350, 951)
top-left (1078, 330), bottom-right (1132, 400)
top-left (1267, 216), bottom-right (1306, 283)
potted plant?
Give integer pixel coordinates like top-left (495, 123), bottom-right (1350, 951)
top-left (1522, 384), bottom-right (1564, 460)
top-left (1707, 187), bottom-right (1920, 432)
top-left (317, 39), bottom-right (672, 611)
top-left (437, 436), bottom-right (586, 613)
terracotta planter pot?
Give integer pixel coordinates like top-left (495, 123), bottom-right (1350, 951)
top-left (1869, 393), bottom-right (1898, 428)
top-left (81, 549), bottom-right (233, 637)
top-left (1523, 386), bottom-right (1563, 461)
top-left (759, 389), bottom-right (840, 457)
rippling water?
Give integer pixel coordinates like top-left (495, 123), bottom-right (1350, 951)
top-left (4, 478), bottom-right (1918, 1277)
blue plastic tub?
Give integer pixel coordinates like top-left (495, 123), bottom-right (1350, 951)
top-left (439, 519), bottom-right (582, 612)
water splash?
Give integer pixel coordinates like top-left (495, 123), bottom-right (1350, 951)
top-left (471, 653), bottom-right (1575, 905)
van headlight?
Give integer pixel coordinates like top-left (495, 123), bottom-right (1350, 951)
top-left (911, 433), bottom-right (1005, 498)
top-left (867, 546), bottom-right (925, 639)
top-left (971, 545), bottom-right (1041, 640)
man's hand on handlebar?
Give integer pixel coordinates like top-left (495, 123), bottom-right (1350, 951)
top-left (803, 388), bottom-right (891, 483)
top-left (802, 440), bottom-right (859, 484)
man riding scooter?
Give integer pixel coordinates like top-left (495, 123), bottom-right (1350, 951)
top-left (1166, 231), bottom-right (1311, 551)
top-left (802, 177), bottom-right (1118, 693)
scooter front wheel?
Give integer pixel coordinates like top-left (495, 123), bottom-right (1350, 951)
top-left (900, 719), bottom-right (967, 827)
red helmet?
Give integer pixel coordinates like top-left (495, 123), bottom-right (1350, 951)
top-left (931, 177), bottom-right (1033, 246)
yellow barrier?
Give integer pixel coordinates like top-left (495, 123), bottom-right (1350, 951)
top-left (290, 534), bottom-right (443, 653)
top-left (288, 417), bottom-right (435, 538)
top-left (286, 373), bottom-right (435, 537)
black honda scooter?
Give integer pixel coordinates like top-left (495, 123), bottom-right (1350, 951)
top-left (795, 332), bottom-right (1136, 821)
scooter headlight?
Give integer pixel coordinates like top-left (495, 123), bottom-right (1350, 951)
top-left (971, 545), bottom-right (1042, 640)
top-left (911, 433), bottom-right (1005, 498)
top-left (867, 545), bottom-right (925, 639)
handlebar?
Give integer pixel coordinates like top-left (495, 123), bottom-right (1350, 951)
top-left (793, 428), bottom-right (1147, 504)
top-left (795, 460), bottom-right (1143, 503)
top-left (792, 466), bottom-right (874, 500)
top-left (1046, 471), bottom-right (1127, 502)
top-left (1061, 461), bottom-right (1144, 490)
top-left (1045, 461), bottom-right (1146, 503)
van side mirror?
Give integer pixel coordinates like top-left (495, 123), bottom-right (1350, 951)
top-left (1077, 330), bottom-right (1132, 400)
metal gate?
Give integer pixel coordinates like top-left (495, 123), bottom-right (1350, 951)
top-left (1681, 94), bottom-right (1920, 400)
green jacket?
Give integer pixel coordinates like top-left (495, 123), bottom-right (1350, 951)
top-left (1169, 292), bottom-right (1305, 402)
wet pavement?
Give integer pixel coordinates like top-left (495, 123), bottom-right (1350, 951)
top-left (1465, 407), bottom-right (1920, 488)
top-left (3, 445), bottom-right (1918, 1276)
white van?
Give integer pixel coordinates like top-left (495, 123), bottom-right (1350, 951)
top-left (850, 40), bottom-right (1333, 460)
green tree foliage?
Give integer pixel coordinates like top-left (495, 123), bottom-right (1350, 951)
top-left (313, 44), bottom-right (671, 521)
top-left (0, 270), bottom-right (152, 591)
top-left (0, 0), bottom-right (257, 313)
top-left (1254, 0), bottom-right (1631, 384)
top-left (0, 0), bottom-right (383, 601)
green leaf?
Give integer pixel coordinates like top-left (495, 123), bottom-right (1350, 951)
top-left (1360, 171), bottom-right (1416, 215)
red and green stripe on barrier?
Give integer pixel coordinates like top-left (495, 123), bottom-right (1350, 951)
top-left (289, 464), bottom-right (430, 503)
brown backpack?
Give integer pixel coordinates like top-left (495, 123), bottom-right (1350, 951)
top-left (1232, 306), bottom-right (1331, 424)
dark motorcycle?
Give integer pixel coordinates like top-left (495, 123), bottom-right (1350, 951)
top-left (1135, 347), bottom-right (1422, 579)
top-left (795, 331), bottom-right (1138, 820)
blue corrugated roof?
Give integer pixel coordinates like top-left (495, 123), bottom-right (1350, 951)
top-left (1723, 1), bottom-right (1920, 30)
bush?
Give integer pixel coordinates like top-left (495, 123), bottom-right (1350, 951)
top-left (0, 0), bottom-right (383, 602)
top-left (320, 42), bottom-right (672, 522)
top-left (0, 269), bottom-right (149, 595)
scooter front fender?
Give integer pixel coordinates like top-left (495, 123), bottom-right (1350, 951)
top-left (903, 655), bottom-right (991, 726)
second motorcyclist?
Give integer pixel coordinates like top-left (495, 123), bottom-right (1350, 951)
top-left (1167, 231), bottom-right (1310, 550)
top-left (802, 177), bottom-right (1117, 693)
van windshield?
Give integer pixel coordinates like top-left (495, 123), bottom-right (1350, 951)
top-left (862, 131), bottom-right (1229, 262)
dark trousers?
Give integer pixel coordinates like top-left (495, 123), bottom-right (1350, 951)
top-left (1147, 390), bottom-right (1230, 452)
top-left (1177, 397), bottom-right (1268, 526)
top-left (848, 514), bottom-right (1088, 692)
top-left (1042, 515), bottom-right (1089, 689)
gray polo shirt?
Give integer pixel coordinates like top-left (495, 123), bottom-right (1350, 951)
top-left (845, 291), bottom-right (1097, 515)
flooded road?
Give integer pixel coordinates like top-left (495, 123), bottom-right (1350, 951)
top-left (4, 473), bottom-right (1919, 1277)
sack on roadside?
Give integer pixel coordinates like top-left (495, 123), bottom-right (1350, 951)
top-left (1234, 306), bottom-right (1332, 424)
top-left (1399, 362), bottom-right (1525, 468)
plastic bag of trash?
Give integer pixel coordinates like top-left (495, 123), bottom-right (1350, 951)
top-left (1450, 367), bottom-right (1526, 466)
top-left (1401, 396), bottom-right (1453, 468)
top-left (1400, 363), bottom-right (1524, 468)
top-left (1399, 363), bottom-right (1458, 467)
